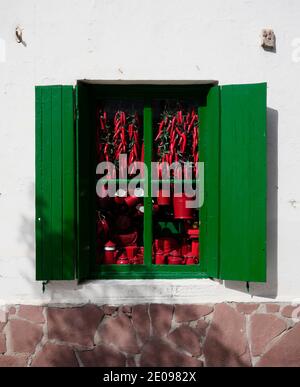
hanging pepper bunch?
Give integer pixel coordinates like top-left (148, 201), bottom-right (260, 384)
top-left (155, 107), bottom-right (199, 166)
top-left (97, 110), bottom-right (114, 162)
top-left (97, 109), bottom-right (142, 168)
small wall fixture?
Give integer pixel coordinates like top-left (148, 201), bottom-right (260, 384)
top-left (261, 29), bottom-right (276, 51)
top-left (15, 26), bottom-right (26, 46)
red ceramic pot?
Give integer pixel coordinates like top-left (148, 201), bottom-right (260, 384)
top-left (132, 255), bottom-right (143, 265)
top-left (187, 228), bottom-right (199, 238)
top-left (125, 188), bottom-right (144, 208)
top-left (153, 239), bottom-right (162, 252)
top-left (155, 250), bottom-right (166, 265)
top-left (125, 246), bottom-right (138, 261)
top-left (124, 195), bottom-right (139, 208)
top-left (157, 189), bottom-right (171, 206)
top-left (162, 237), bottom-right (178, 254)
top-left (115, 231), bottom-right (138, 247)
top-left (191, 240), bottom-right (199, 257)
top-left (173, 194), bottom-right (194, 219)
top-left (168, 250), bottom-right (183, 265)
top-left (153, 204), bottom-right (160, 213)
top-left (103, 241), bottom-right (116, 264)
top-left (184, 255), bottom-right (198, 265)
top-left (168, 256), bottom-right (184, 265)
top-left (181, 241), bottom-right (191, 256)
top-left (117, 253), bottom-right (129, 265)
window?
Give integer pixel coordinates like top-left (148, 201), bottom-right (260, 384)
top-left (36, 82), bottom-right (267, 283)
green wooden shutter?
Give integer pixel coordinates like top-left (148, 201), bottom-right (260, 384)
top-left (36, 86), bottom-right (76, 280)
top-left (218, 83), bottom-right (267, 282)
top-left (76, 83), bottom-right (92, 280)
top-left (199, 86), bottom-right (220, 277)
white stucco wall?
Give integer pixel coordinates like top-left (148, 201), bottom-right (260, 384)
top-left (0, 0), bottom-right (299, 305)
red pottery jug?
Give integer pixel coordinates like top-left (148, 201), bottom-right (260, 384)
top-left (115, 231), bottom-right (138, 247)
top-left (125, 188), bottom-right (144, 208)
top-left (125, 246), bottom-right (138, 262)
top-left (117, 253), bottom-right (129, 265)
top-left (132, 255), bottom-right (143, 265)
top-left (168, 256), bottom-right (184, 265)
top-left (173, 194), bottom-right (195, 219)
top-left (157, 189), bottom-right (171, 206)
top-left (103, 241), bottom-right (116, 264)
top-left (155, 250), bottom-right (166, 265)
top-left (184, 255), bottom-right (198, 265)
top-left (168, 250), bottom-right (183, 265)
top-left (162, 237), bottom-right (178, 254)
top-left (191, 240), bottom-right (199, 257)
top-left (187, 228), bottom-right (199, 257)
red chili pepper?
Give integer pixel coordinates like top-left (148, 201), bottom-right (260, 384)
top-left (178, 111), bottom-right (183, 124)
top-left (134, 131), bottom-right (139, 143)
top-left (188, 115), bottom-right (197, 133)
top-left (129, 150), bottom-right (134, 165)
top-left (133, 144), bottom-right (138, 159)
top-left (121, 127), bottom-right (126, 143)
top-left (114, 113), bottom-right (119, 126)
top-left (99, 117), bottom-right (105, 130)
top-left (180, 133), bottom-right (187, 154)
top-left (175, 126), bottom-right (182, 137)
top-left (128, 124), bottom-right (133, 139)
top-left (155, 121), bottom-right (164, 141)
top-left (171, 117), bottom-right (176, 131)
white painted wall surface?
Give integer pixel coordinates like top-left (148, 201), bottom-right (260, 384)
top-left (0, 0), bottom-right (299, 305)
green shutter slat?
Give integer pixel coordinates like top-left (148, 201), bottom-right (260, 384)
top-left (76, 83), bottom-right (91, 280)
top-left (199, 86), bottom-right (220, 277)
top-left (42, 87), bottom-right (53, 278)
top-left (219, 83), bottom-right (267, 282)
top-left (36, 87), bottom-right (43, 279)
top-left (51, 87), bottom-right (63, 278)
top-left (62, 87), bottom-right (76, 280)
top-left (35, 85), bottom-right (75, 281)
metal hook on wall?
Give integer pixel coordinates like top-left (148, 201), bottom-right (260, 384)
top-left (15, 26), bottom-right (27, 47)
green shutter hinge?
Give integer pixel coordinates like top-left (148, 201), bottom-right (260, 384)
top-left (42, 281), bottom-right (49, 293)
top-left (246, 282), bottom-right (250, 293)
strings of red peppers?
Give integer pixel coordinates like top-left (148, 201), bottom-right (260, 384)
top-left (155, 109), bottom-right (199, 165)
top-left (97, 110), bottom-right (142, 166)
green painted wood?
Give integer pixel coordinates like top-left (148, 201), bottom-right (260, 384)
top-left (143, 104), bottom-right (153, 267)
top-left (199, 87), bottom-right (220, 278)
top-left (51, 87), bottom-right (63, 278)
top-left (219, 83), bottom-right (267, 282)
top-left (62, 87), bottom-right (76, 279)
top-left (76, 83), bottom-right (92, 280)
top-left (91, 263), bottom-right (207, 279)
top-left (35, 87), bottom-right (43, 279)
top-left (35, 86), bottom-right (75, 280)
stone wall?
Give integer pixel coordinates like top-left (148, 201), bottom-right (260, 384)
top-left (0, 303), bottom-right (299, 367)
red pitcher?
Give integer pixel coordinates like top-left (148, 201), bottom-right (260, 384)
top-left (103, 241), bottom-right (116, 265)
top-left (173, 194), bottom-right (195, 219)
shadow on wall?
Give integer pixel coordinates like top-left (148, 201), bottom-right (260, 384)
top-left (225, 107), bottom-right (279, 299)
